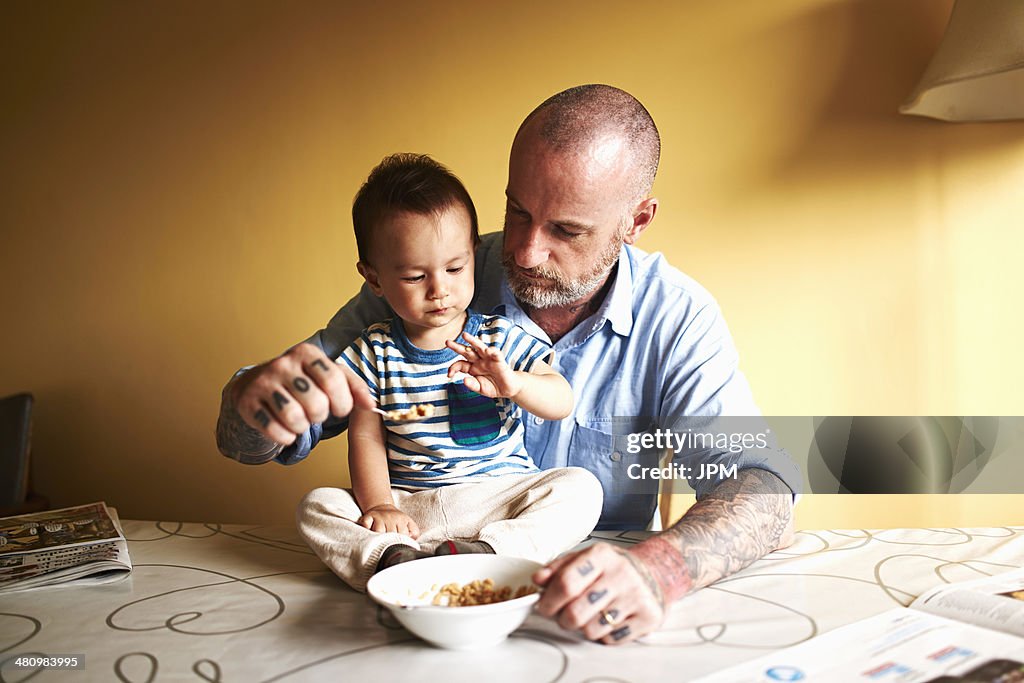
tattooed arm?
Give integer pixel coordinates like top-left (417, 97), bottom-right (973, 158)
top-left (631, 467), bottom-right (794, 603)
top-left (216, 374), bottom-right (285, 465)
top-left (534, 467), bottom-right (794, 645)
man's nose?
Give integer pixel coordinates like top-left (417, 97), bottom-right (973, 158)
top-left (514, 225), bottom-right (549, 270)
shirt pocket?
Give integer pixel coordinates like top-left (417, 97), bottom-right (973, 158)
top-left (568, 416), bottom-right (660, 530)
top-left (447, 381), bottom-right (502, 446)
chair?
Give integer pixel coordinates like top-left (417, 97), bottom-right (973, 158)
top-left (0, 392), bottom-right (48, 517)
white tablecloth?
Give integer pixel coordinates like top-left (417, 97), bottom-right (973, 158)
top-left (2, 522), bottom-right (1023, 681)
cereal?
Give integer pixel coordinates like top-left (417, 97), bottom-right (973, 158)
top-left (383, 404), bottom-right (435, 421)
top-left (429, 578), bottom-right (537, 606)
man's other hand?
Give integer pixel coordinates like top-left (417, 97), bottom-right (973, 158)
top-left (230, 343), bottom-right (374, 445)
top-left (533, 542), bottom-right (668, 645)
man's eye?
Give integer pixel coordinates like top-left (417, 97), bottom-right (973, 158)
top-left (447, 266), bottom-right (465, 274)
top-left (554, 225), bottom-right (582, 238)
top-left (402, 275), bottom-right (425, 283)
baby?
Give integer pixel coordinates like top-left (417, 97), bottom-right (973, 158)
top-left (297, 153), bottom-right (603, 591)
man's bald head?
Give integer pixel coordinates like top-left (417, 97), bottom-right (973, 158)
top-left (515, 84), bottom-right (661, 204)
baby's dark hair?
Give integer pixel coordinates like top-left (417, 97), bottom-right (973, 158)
top-left (352, 153), bottom-right (479, 263)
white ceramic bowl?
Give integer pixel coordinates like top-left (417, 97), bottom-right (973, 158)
top-left (366, 554), bottom-right (543, 650)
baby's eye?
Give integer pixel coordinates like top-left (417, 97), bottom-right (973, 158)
top-left (447, 266), bottom-right (465, 274)
top-left (402, 275), bottom-right (425, 283)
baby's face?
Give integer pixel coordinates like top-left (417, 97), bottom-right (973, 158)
top-left (364, 205), bottom-right (475, 336)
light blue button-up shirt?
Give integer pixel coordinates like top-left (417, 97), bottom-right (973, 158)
top-left (281, 232), bottom-right (800, 529)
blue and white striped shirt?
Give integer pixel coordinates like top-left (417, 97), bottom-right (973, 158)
top-left (340, 312), bottom-right (551, 490)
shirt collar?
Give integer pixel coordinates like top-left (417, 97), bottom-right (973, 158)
top-left (603, 245), bottom-right (635, 337)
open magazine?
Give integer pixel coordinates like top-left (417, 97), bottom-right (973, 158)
top-left (699, 568), bottom-right (1024, 683)
top-left (0, 502), bottom-right (132, 594)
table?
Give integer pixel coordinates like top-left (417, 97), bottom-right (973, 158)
top-left (2, 521), bottom-right (1023, 681)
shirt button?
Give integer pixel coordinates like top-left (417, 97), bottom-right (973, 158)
top-left (533, 416), bottom-right (545, 425)
top-left (610, 451), bottom-right (622, 462)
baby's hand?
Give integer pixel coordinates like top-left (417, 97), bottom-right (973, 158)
top-left (358, 505), bottom-right (420, 539)
top-left (446, 332), bottom-right (523, 399)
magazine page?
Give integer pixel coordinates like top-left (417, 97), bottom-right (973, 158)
top-left (0, 502), bottom-right (122, 555)
top-left (910, 568), bottom-right (1024, 639)
top-left (696, 608), bottom-right (1024, 683)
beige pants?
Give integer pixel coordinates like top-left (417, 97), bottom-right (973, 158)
top-left (297, 467), bottom-right (603, 592)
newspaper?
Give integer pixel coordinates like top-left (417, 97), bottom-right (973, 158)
top-left (698, 568), bottom-right (1024, 682)
top-left (0, 502), bottom-right (132, 594)
top-left (911, 567), bottom-right (1024, 639)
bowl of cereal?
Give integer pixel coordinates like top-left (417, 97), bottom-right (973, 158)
top-left (366, 554), bottom-right (543, 650)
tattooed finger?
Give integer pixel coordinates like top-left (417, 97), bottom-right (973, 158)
top-left (253, 408), bottom-right (271, 428)
top-left (610, 625), bottom-right (631, 641)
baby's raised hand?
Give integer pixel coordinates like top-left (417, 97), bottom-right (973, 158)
top-left (446, 332), bottom-right (522, 399)
top-left (358, 504), bottom-right (420, 539)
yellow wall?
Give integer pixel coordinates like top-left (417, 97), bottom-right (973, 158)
top-left (2, 1), bottom-right (1022, 527)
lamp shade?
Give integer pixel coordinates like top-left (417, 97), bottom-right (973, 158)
top-left (900, 0), bottom-right (1024, 122)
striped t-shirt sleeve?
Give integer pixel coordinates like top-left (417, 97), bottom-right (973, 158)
top-left (495, 318), bottom-right (552, 373)
top-left (340, 331), bottom-right (381, 401)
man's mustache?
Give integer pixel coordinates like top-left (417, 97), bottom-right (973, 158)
top-left (502, 256), bottom-right (562, 283)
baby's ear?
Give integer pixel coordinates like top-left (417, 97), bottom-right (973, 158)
top-left (356, 261), bottom-right (383, 296)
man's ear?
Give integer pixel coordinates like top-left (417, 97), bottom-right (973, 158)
top-left (624, 197), bottom-right (658, 245)
top-left (356, 261), bottom-right (384, 296)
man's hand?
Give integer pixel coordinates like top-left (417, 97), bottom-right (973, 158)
top-left (533, 542), bottom-right (669, 645)
top-left (533, 468), bottom-right (794, 645)
top-left (445, 332), bottom-right (523, 399)
top-left (229, 343), bottom-right (374, 446)
top-left (358, 504), bottom-right (420, 538)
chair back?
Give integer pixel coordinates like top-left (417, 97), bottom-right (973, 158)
top-left (0, 392), bottom-right (33, 507)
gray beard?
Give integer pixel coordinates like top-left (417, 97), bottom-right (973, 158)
top-left (502, 232), bottom-right (623, 309)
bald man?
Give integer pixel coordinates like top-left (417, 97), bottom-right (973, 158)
top-left (216, 84), bottom-right (799, 644)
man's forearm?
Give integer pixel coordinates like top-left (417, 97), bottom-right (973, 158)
top-left (629, 468), bottom-right (794, 606)
top-left (215, 378), bottom-right (284, 465)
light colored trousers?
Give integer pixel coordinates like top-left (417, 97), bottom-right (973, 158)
top-left (297, 467), bottom-right (603, 592)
